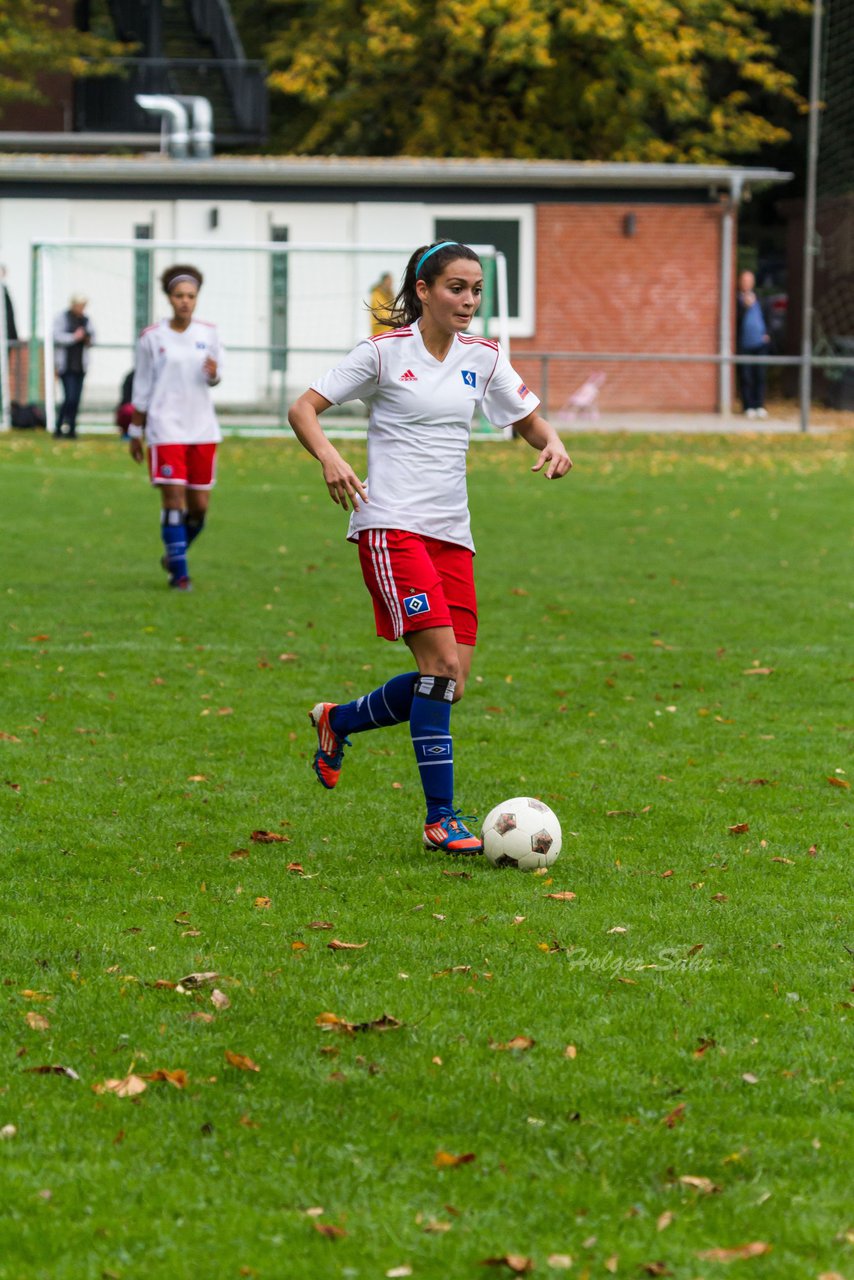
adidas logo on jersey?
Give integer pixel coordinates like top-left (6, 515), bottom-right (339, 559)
top-left (399, 369), bottom-right (418, 382)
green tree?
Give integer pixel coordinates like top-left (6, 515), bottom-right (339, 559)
top-left (0, 0), bottom-right (129, 110)
top-left (254, 0), bottom-right (810, 161)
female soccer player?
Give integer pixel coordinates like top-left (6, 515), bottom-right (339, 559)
top-left (128, 264), bottom-right (223, 590)
top-left (288, 240), bottom-right (571, 855)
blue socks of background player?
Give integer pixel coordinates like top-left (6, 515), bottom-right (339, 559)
top-left (330, 672), bottom-right (416, 737)
top-left (161, 509), bottom-right (188, 581)
top-left (409, 675), bottom-right (455, 822)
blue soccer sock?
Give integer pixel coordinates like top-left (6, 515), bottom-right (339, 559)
top-left (185, 511), bottom-right (206, 547)
top-left (161, 508), bottom-right (188, 580)
top-left (409, 674), bottom-right (455, 823)
top-left (330, 672), bottom-right (416, 738)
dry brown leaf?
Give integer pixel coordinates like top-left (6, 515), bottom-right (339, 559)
top-left (662, 1102), bottom-right (686, 1128)
top-left (656, 1211), bottom-right (674, 1232)
top-left (142, 1069), bottom-right (188, 1088)
top-left (679, 1174), bottom-right (721, 1194)
top-left (827, 776), bottom-right (850, 789)
top-left (771, 856), bottom-right (795, 864)
top-left (544, 891), bottom-right (576, 901)
top-left (742, 1072), bottom-right (759, 1085)
top-left (547, 1258), bottom-right (573, 1271)
top-left (291, 941), bottom-right (308, 953)
top-left (95, 1073), bottom-right (148, 1098)
top-left (479, 1256), bottom-right (533, 1273)
top-left (490, 1036), bottom-right (535, 1052)
top-left (693, 1036), bottom-right (716, 1058)
top-left (564, 1044), bottom-right (577, 1059)
top-left (728, 822), bottom-right (750, 834)
top-left (308, 921), bottom-right (335, 930)
top-left (328, 939), bottom-right (368, 951)
top-left (211, 989), bottom-right (230, 1010)
top-left (422, 1219), bottom-right (453, 1234)
top-left (253, 896), bottom-right (272, 909)
top-left (188, 1011), bottom-right (215, 1024)
top-left (287, 862), bottom-right (306, 874)
top-left (696, 1242), bottom-right (771, 1262)
top-left (617, 977), bottom-right (637, 985)
top-left (312, 1222), bottom-right (347, 1239)
top-left (434, 1150), bottom-right (476, 1168)
top-left (24, 1064), bottom-right (79, 1079)
top-left (225, 1051), bottom-right (260, 1072)
top-left (711, 893), bottom-right (729, 903)
top-left (386, 1268), bottom-right (413, 1278)
top-left (641, 1266), bottom-right (672, 1277)
top-left (177, 971), bottom-right (218, 989)
top-left (250, 829), bottom-right (291, 843)
top-left (229, 848), bottom-right (250, 860)
top-left (742, 667), bottom-right (774, 675)
top-left (25, 1012), bottom-right (50, 1032)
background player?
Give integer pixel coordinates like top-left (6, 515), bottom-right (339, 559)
top-left (288, 240), bottom-right (571, 855)
top-left (128, 265), bottom-right (223, 590)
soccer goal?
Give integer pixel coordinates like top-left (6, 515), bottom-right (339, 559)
top-left (26, 239), bottom-right (510, 436)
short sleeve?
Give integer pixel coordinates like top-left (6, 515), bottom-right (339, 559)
top-left (482, 347), bottom-right (540, 428)
top-left (311, 341), bottom-right (380, 406)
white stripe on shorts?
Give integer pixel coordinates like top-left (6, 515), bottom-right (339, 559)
top-left (370, 530), bottom-right (404, 639)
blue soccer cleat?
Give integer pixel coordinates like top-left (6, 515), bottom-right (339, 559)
top-left (423, 809), bottom-right (483, 856)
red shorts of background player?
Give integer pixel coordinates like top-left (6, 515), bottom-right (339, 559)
top-left (358, 528), bottom-right (478, 646)
top-left (148, 442), bottom-right (218, 489)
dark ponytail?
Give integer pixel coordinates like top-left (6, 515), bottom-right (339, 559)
top-left (382, 241), bottom-right (481, 328)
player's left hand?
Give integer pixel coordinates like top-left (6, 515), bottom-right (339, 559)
top-left (531, 441), bottom-right (572, 479)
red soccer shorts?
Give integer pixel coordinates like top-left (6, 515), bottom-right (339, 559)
top-left (148, 442), bottom-right (218, 489)
top-left (358, 528), bottom-right (478, 646)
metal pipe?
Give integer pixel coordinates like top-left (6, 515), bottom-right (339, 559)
top-left (174, 96), bottom-right (214, 159)
top-left (134, 95), bottom-right (190, 158)
top-left (800, 0), bottom-right (824, 433)
top-left (718, 175), bottom-right (743, 417)
top-left (0, 270), bottom-right (10, 431)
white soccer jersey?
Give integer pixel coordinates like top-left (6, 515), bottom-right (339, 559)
top-left (311, 322), bottom-right (539, 551)
top-left (132, 318), bottom-right (223, 445)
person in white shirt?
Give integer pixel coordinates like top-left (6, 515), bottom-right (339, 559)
top-left (128, 264), bottom-right (223, 591)
top-left (289, 239), bottom-right (572, 856)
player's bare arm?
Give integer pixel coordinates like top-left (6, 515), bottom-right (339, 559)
top-left (288, 389), bottom-right (368, 512)
top-left (513, 411), bottom-right (573, 479)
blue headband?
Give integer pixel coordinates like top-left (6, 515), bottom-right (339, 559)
top-left (415, 241), bottom-right (458, 279)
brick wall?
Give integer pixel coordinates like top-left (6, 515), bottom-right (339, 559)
top-left (512, 202), bottom-right (724, 412)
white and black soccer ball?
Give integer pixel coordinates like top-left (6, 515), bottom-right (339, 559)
top-left (481, 797), bottom-right (562, 870)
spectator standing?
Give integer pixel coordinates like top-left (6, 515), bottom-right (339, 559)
top-left (736, 270), bottom-right (770, 420)
top-left (369, 271), bottom-right (395, 336)
top-left (53, 294), bottom-right (95, 438)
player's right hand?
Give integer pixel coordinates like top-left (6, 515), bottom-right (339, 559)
top-left (129, 438), bottom-right (144, 464)
top-left (321, 454), bottom-right (368, 511)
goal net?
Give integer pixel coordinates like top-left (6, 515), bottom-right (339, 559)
top-left (26, 240), bottom-right (508, 435)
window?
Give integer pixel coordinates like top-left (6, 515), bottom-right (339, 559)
top-left (270, 225), bottom-right (288, 373)
top-left (431, 206), bottom-right (535, 338)
top-left (133, 224), bottom-right (152, 337)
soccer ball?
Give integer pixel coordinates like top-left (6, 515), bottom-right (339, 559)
top-left (481, 797), bottom-right (562, 870)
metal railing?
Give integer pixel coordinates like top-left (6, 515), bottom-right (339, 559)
top-left (74, 58), bottom-right (267, 142)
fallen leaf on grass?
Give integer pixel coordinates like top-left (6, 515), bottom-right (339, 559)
top-left (142, 1069), bottom-right (188, 1088)
top-left (696, 1242), bottom-right (771, 1262)
top-left (287, 862), bottom-right (306, 874)
top-left (254, 897), bottom-right (272, 909)
top-left (564, 1044), bottom-right (577, 1059)
top-left (93, 1073), bottom-right (147, 1098)
top-left (308, 921), bottom-right (335, 930)
top-left (386, 1268), bottom-right (413, 1278)
top-left (433, 966), bottom-right (472, 978)
top-left (742, 1072), bottom-right (759, 1085)
top-left (291, 941), bottom-right (308, 953)
top-left (742, 667), bottom-right (774, 676)
top-left (441, 869), bottom-right (472, 879)
top-left (225, 1051), bottom-right (260, 1072)
top-left (211, 989), bottom-right (230, 1010)
top-left (312, 1222), bottom-right (346, 1239)
top-left (656, 1211), bottom-right (674, 1232)
top-left (229, 848), bottom-right (250, 860)
top-left (641, 1265), bottom-right (672, 1277)
top-left (315, 1012), bottom-right (402, 1034)
top-left (617, 977), bottom-right (637, 985)
top-left (23, 1065), bottom-right (79, 1079)
top-left (490, 1036), bottom-right (535, 1052)
top-left (771, 857), bottom-right (795, 864)
top-left (544, 891), bottom-right (576, 901)
top-left (679, 1175), bottom-right (721, 1194)
top-left (176, 971), bottom-right (219, 990)
top-left (693, 1037), bottom-right (716, 1058)
top-left (327, 939), bottom-right (368, 951)
top-left (479, 1256), bottom-right (533, 1273)
top-left (728, 823), bottom-right (750, 835)
top-left (827, 776), bottom-right (850, 790)
top-left (188, 1011), bottom-right (214, 1024)
top-left (662, 1103), bottom-right (686, 1128)
top-left (422, 1219), bottom-right (453, 1233)
top-left (435, 1150), bottom-right (476, 1168)
top-left (711, 893), bottom-right (729, 903)
top-left (547, 1257), bottom-right (573, 1270)
top-left (0, 732), bottom-right (22, 743)
top-left (250, 830), bottom-right (291, 843)
top-left (25, 1012), bottom-right (50, 1032)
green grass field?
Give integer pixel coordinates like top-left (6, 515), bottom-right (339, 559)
top-left (1, 430), bottom-right (852, 1280)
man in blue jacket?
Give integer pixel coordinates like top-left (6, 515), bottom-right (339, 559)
top-left (736, 270), bottom-right (771, 420)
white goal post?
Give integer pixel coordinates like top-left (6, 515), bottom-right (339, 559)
top-left (31, 239), bottom-right (510, 436)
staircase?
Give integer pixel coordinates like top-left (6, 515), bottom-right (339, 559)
top-left (74, 0), bottom-right (267, 147)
